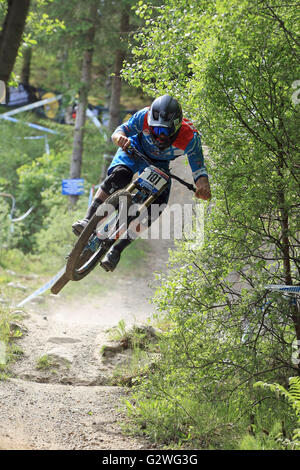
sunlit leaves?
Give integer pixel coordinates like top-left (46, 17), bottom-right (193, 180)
top-left (122, 0), bottom-right (300, 441)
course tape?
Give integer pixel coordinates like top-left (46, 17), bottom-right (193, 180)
top-left (0, 94), bottom-right (62, 117)
top-left (11, 206), bottom-right (34, 222)
top-left (0, 115), bottom-right (58, 134)
top-left (86, 108), bottom-right (102, 130)
top-left (17, 267), bottom-right (66, 307)
top-left (0, 192), bottom-right (34, 234)
top-left (266, 285), bottom-right (300, 294)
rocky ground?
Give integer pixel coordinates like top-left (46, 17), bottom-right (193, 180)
top-left (0, 155), bottom-right (201, 450)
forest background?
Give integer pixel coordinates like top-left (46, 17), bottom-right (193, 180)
top-left (0, 0), bottom-right (299, 450)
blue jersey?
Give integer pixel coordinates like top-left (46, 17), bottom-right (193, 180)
top-left (112, 107), bottom-right (208, 183)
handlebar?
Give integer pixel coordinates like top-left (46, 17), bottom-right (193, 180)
top-left (125, 146), bottom-right (196, 193)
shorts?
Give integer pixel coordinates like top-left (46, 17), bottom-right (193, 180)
top-left (103, 148), bottom-right (172, 226)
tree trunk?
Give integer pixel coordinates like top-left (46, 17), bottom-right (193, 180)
top-left (20, 46), bottom-right (32, 85)
top-left (69, 4), bottom-right (97, 207)
top-left (101, 10), bottom-right (130, 179)
top-left (108, 9), bottom-right (129, 135)
top-left (0, 0), bottom-right (31, 83)
top-left (277, 158), bottom-right (300, 368)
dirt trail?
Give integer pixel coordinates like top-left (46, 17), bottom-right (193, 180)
top-left (0, 156), bottom-right (198, 450)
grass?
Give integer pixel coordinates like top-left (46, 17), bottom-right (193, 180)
top-left (108, 319), bottom-right (159, 348)
top-left (0, 303), bottom-right (25, 378)
top-left (120, 360), bottom-right (300, 450)
top-left (104, 320), bottom-right (161, 387)
top-left (36, 354), bottom-right (53, 370)
top-left (110, 347), bottom-right (153, 387)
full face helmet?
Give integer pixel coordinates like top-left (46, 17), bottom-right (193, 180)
top-left (148, 95), bottom-right (183, 149)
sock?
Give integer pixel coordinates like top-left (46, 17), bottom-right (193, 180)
top-left (85, 198), bottom-right (103, 220)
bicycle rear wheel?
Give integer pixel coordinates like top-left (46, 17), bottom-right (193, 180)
top-left (66, 190), bottom-right (133, 281)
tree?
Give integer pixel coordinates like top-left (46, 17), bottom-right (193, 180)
top-left (121, 0), bottom-right (300, 445)
top-left (20, 45), bottom-right (32, 85)
top-left (108, 8), bottom-right (130, 134)
top-left (69, 1), bottom-right (99, 207)
top-left (125, 0), bottom-right (300, 359)
top-left (16, 1), bottom-right (65, 86)
top-left (65, 0), bottom-right (139, 203)
top-left (0, 0), bottom-right (31, 83)
top-left (97, 7), bottom-right (130, 179)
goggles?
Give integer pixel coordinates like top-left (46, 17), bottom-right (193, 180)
top-left (149, 126), bottom-right (174, 148)
top-left (150, 126), bottom-right (172, 137)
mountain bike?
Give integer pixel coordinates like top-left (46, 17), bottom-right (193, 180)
top-left (51, 146), bottom-right (195, 295)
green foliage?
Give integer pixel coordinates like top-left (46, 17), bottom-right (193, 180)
top-left (36, 354), bottom-right (53, 370)
top-left (0, 305), bottom-right (25, 376)
top-left (120, 0), bottom-right (300, 448)
top-left (15, 148), bottom-right (69, 252)
top-left (0, 0), bottom-right (298, 449)
top-left (253, 377), bottom-right (300, 449)
top-left (34, 197), bottom-right (86, 268)
top-left (21, 0), bottom-right (143, 99)
top-left (0, 197), bottom-right (11, 250)
top-left (255, 377), bottom-right (300, 417)
top-left (109, 320), bottom-right (160, 351)
top-left (108, 322), bottom-right (160, 387)
top-left (0, 113), bottom-right (107, 254)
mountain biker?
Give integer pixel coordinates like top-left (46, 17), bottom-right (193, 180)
top-left (72, 94), bottom-right (211, 272)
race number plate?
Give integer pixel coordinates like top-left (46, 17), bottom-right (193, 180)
top-left (137, 166), bottom-right (169, 194)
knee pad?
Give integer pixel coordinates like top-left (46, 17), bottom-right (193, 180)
top-left (101, 165), bottom-right (133, 195)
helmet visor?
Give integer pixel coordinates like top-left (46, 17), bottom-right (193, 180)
top-left (150, 126), bottom-right (173, 147)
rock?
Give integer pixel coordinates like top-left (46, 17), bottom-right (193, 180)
top-left (9, 309), bottom-right (30, 319)
top-left (101, 342), bottom-right (125, 358)
top-left (30, 296), bottom-right (45, 304)
top-left (47, 337), bottom-right (81, 345)
top-left (6, 269), bottom-right (16, 276)
top-left (11, 309), bottom-right (27, 316)
top-left (7, 282), bottom-right (27, 291)
top-left (133, 324), bottom-right (161, 339)
top-left (19, 371), bottom-right (42, 382)
top-left (45, 347), bottom-right (74, 365)
top-left (20, 273), bottom-right (38, 280)
top-left (9, 321), bottom-right (28, 335)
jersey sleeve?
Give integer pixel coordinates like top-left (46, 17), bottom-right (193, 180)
top-left (112, 107), bottom-right (148, 138)
top-left (185, 133), bottom-right (208, 182)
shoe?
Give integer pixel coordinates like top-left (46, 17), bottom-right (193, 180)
top-left (100, 247), bottom-right (121, 272)
top-left (72, 218), bottom-right (89, 237)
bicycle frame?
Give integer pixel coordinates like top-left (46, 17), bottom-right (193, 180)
top-left (92, 145), bottom-right (198, 247)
